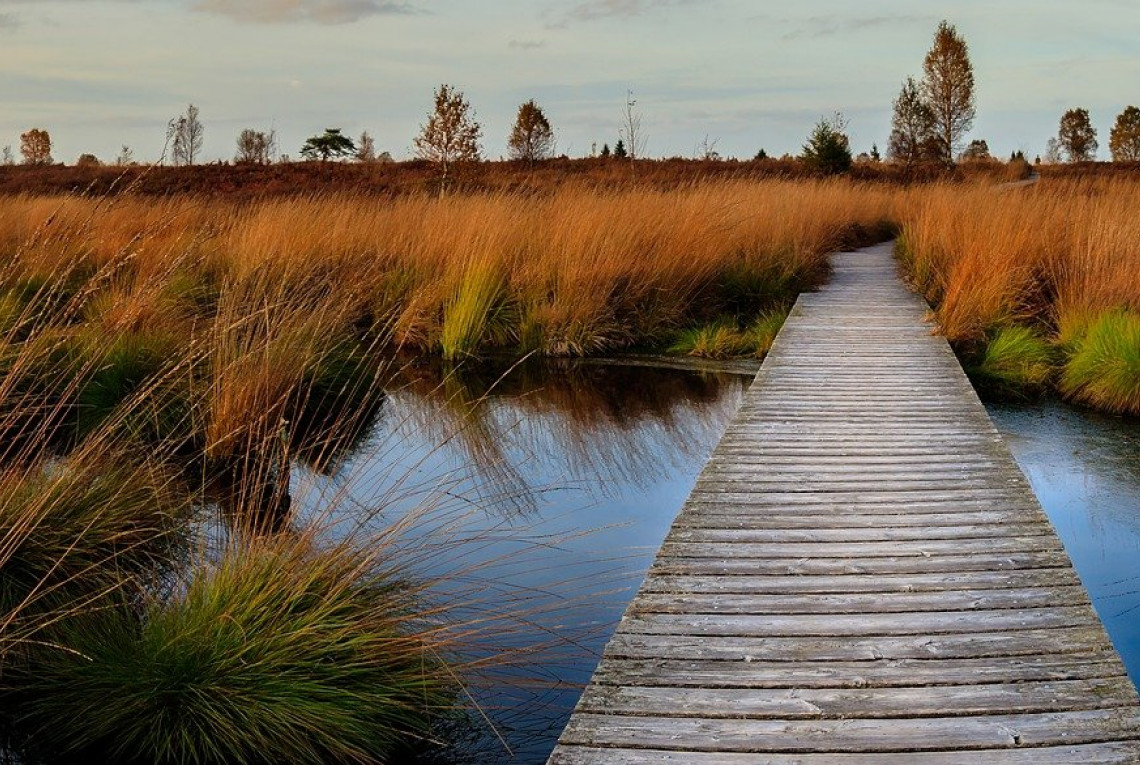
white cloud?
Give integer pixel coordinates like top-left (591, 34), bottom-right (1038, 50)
top-left (192, 0), bottom-right (419, 25)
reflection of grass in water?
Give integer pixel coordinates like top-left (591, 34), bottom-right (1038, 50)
top-left (371, 359), bottom-right (748, 508)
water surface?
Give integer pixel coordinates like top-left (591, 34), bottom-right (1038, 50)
top-left (988, 401), bottom-right (1140, 685)
top-left (289, 360), bottom-right (751, 762)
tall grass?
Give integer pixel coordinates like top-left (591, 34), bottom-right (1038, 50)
top-left (897, 177), bottom-right (1140, 414)
top-left (0, 181), bottom-right (897, 362)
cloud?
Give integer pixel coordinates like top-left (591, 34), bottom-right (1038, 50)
top-left (192, 0), bottom-right (420, 25)
top-left (508, 39), bottom-right (547, 50)
top-left (547, 0), bottom-right (694, 27)
top-left (0, 12), bottom-right (19, 29)
top-left (779, 14), bottom-right (928, 41)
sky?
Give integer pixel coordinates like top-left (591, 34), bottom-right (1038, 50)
top-left (1, 0), bottom-right (1138, 164)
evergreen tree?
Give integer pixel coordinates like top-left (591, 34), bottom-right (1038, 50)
top-left (801, 115), bottom-right (852, 175)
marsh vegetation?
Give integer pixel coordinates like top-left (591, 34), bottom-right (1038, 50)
top-left (1, 168), bottom-right (1139, 762)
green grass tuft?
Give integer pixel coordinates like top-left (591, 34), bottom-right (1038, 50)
top-left (1060, 308), bottom-right (1140, 415)
top-left (745, 307), bottom-right (790, 358)
top-left (668, 320), bottom-right (752, 359)
top-left (11, 536), bottom-right (453, 765)
top-left (967, 325), bottom-right (1055, 399)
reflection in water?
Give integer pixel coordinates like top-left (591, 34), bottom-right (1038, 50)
top-left (989, 401), bottom-right (1140, 686)
top-left (289, 358), bottom-right (750, 762)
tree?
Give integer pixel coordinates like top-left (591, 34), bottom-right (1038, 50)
top-left (413, 84), bottom-right (482, 181)
top-left (620, 90), bottom-right (646, 160)
top-left (1109, 106), bottom-right (1140, 161)
top-left (76, 153), bottom-right (101, 168)
top-left (1057, 108), bottom-right (1098, 162)
top-left (300, 128), bottom-right (355, 161)
top-left (801, 114), bottom-right (852, 175)
top-left (170, 104), bottom-right (204, 166)
top-left (888, 76), bottom-right (937, 168)
top-left (921, 20), bottom-right (975, 163)
top-left (754, 148), bottom-right (768, 160)
top-left (599, 143), bottom-right (611, 158)
top-left (356, 131), bottom-right (376, 162)
top-left (115, 145), bottom-right (134, 166)
top-left (961, 139), bottom-right (991, 160)
top-left (1044, 137), bottom-right (1064, 164)
top-left (870, 143), bottom-right (881, 162)
top-left (613, 139), bottom-right (627, 159)
top-left (20, 128), bottom-right (52, 165)
top-left (235, 129), bottom-right (277, 164)
top-left (1, 146), bottom-right (13, 166)
top-left (507, 99), bottom-right (555, 162)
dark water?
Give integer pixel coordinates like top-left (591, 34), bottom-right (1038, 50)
top-left (287, 359), bottom-right (751, 763)
top-left (988, 401), bottom-right (1140, 686)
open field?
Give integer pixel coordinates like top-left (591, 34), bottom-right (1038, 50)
top-left (0, 155), bottom-right (1034, 198)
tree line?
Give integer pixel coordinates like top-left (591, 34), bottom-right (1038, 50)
top-left (4, 22), bottom-right (1140, 172)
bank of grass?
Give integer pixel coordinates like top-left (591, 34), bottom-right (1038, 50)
top-left (896, 176), bottom-right (1140, 414)
top-left (668, 307), bottom-right (791, 360)
top-left (0, 180), bottom-right (898, 364)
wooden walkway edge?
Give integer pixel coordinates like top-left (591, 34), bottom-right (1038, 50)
top-left (548, 242), bottom-right (1140, 763)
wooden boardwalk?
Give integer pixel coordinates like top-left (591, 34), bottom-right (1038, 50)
top-left (549, 243), bottom-right (1140, 763)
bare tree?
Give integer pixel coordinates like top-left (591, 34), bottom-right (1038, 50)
top-left (1057, 108), bottom-right (1098, 162)
top-left (20, 128), bottom-right (52, 165)
top-left (1, 146), bottom-right (13, 166)
top-left (888, 76), bottom-right (937, 169)
top-left (695, 135), bottom-right (721, 161)
top-left (115, 145), bottom-right (134, 166)
top-left (235, 128), bottom-right (277, 164)
top-left (620, 89), bottom-right (646, 160)
top-left (170, 104), bottom-right (204, 166)
top-left (921, 20), bottom-right (975, 163)
top-left (508, 99), bottom-right (555, 163)
top-left (356, 131), bottom-right (376, 162)
top-left (1044, 137), bottom-right (1064, 164)
top-left (413, 84), bottom-right (482, 182)
top-left (1109, 105), bottom-right (1140, 162)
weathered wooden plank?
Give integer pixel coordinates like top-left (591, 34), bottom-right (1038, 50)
top-left (657, 537), bottom-right (1063, 559)
top-left (640, 569), bottom-right (1082, 594)
top-left (629, 586), bottom-right (1090, 615)
top-left (619, 607), bottom-right (1098, 637)
top-left (652, 550), bottom-right (1073, 576)
top-left (550, 742), bottom-right (1140, 764)
top-left (668, 524), bottom-right (1054, 543)
top-left (594, 654), bottom-right (1127, 688)
top-left (576, 677), bottom-right (1139, 719)
top-left (557, 707), bottom-right (1140, 751)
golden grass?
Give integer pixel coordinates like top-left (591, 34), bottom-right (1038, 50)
top-left (897, 176), bottom-right (1140, 412)
top-left (0, 181), bottom-right (897, 361)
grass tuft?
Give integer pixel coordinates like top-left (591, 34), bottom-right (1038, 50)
top-left (967, 326), bottom-right (1055, 399)
top-left (10, 535), bottom-right (452, 765)
top-left (1060, 308), bottom-right (1140, 415)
